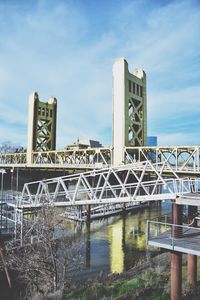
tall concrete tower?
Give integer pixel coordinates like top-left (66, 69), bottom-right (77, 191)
top-left (112, 58), bottom-right (147, 165)
top-left (27, 92), bottom-right (57, 164)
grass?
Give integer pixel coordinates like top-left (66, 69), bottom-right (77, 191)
top-left (64, 271), bottom-right (170, 300)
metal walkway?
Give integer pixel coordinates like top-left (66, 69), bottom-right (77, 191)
top-left (147, 220), bottom-right (200, 256)
top-left (4, 160), bottom-right (200, 210)
top-left (2, 160), bottom-right (200, 246)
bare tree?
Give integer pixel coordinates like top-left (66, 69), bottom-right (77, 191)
top-left (3, 206), bottom-right (82, 298)
top-left (0, 140), bottom-right (24, 154)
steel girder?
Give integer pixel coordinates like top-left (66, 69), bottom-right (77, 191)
top-left (4, 159), bottom-right (200, 246)
top-left (9, 160), bottom-right (200, 209)
top-left (125, 146), bottom-right (200, 174)
top-left (2, 146), bottom-right (200, 175)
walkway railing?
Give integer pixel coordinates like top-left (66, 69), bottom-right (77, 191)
top-left (3, 160), bottom-right (200, 209)
top-left (146, 220), bottom-right (200, 254)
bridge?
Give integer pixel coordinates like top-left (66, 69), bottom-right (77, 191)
top-left (0, 60), bottom-right (199, 177)
top-left (1, 160), bottom-right (200, 243)
top-left (1, 146), bottom-right (200, 175)
top-left (0, 60), bottom-right (198, 177)
top-left (1, 59), bottom-right (200, 299)
top-left (8, 160), bottom-right (187, 208)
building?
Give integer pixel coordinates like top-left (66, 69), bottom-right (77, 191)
top-left (65, 139), bottom-right (102, 150)
top-left (27, 92), bottom-right (57, 164)
top-left (112, 58), bottom-right (147, 165)
top-left (147, 136), bottom-right (157, 146)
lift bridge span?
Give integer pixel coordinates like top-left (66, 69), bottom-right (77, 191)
top-left (1, 146), bottom-right (200, 175)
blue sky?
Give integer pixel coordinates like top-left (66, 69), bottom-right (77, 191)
top-left (0, 0), bottom-right (200, 147)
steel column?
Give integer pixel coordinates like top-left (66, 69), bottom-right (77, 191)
top-left (171, 203), bottom-right (182, 300)
top-left (172, 202), bottom-right (182, 238)
top-left (171, 251), bottom-right (182, 300)
top-left (187, 254), bottom-right (197, 288)
top-left (187, 205), bottom-right (197, 287)
top-left (86, 205), bottom-right (91, 222)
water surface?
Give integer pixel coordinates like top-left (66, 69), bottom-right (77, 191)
top-left (63, 201), bottom-right (172, 280)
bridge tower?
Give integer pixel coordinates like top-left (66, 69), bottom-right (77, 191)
top-left (112, 58), bottom-right (147, 165)
top-left (27, 92), bottom-right (57, 164)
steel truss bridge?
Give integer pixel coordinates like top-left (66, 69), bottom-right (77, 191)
top-left (2, 160), bottom-right (200, 245)
top-left (1, 146), bottom-right (200, 175)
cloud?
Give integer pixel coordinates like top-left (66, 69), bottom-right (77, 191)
top-left (0, 0), bottom-right (200, 147)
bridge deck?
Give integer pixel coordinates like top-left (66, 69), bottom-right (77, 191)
top-left (148, 228), bottom-right (200, 256)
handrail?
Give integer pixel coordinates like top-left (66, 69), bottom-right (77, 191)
top-left (147, 220), bottom-right (200, 230)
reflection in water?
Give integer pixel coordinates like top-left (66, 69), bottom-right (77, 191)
top-left (85, 222), bottom-right (91, 268)
top-left (64, 201), bottom-right (171, 280)
top-left (109, 219), bottom-right (125, 273)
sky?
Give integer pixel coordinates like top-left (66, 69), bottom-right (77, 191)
top-left (0, 0), bottom-right (200, 148)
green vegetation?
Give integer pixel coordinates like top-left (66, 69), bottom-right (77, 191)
top-left (65, 271), bottom-right (170, 300)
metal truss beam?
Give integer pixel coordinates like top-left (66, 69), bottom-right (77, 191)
top-left (7, 160), bottom-right (199, 209)
top-left (3, 160), bottom-right (200, 246)
top-left (2, 146), bottom-right (200, 175)
top-left (125, 146), bottom-right (200, 174)
top-left (0, 147), bottom-right (112, 170)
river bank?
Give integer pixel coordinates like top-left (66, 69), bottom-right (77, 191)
top-left (2, 251), bottom-right (200, 300)
top-left (64, 252), bottom-right (200, 300)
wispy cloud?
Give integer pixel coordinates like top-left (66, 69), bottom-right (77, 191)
top-left (0, 0), bottom-right (199, 147)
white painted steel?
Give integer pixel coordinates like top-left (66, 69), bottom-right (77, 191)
top-left (7, 161), bottom-right (200, 209)
top-left (3, 160), bottom-right (200, 246)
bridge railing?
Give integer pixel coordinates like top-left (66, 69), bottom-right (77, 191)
top-left (146, 220), bottom-right (200, 252)
top-left (0, 152), bottom-right (26, 164)
top-left (2, 146), bottom-right (200, 174)
top-left (32, 147), bottom-right (112, 166)
top-left (125, 146), bottom-right (200, 173)
top-left (0, 147), bottom-right (112, 167)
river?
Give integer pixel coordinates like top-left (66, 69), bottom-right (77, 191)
top-left (62, 201), bottom-right (172, 281)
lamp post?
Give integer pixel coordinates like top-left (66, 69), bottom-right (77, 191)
top-left (10, 168), bottom-right (14, 194)
top-left (0, 168), bottom-right (6, 233)
top-left (16, 168), bottom-right (19, 192)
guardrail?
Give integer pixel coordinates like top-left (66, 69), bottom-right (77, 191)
top-left (146, 220), bottom-right (200, 251)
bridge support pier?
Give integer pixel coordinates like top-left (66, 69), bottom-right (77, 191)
top-left (85, 222), bottom-right (91, 268)
top-left (171, 251), bottom-right (182, 300)
top-left (171, 203), bottom-right (182, 300)
top-left (86, 205), bottom-right (91, 222)
top-left (187, 205), bottom-right (197, 288)
top-left (187, 254), bottom-right (197, 288)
